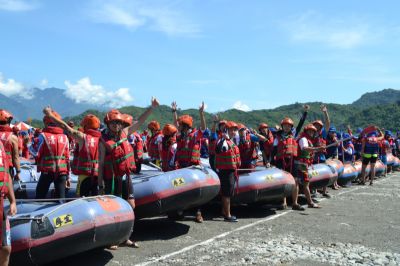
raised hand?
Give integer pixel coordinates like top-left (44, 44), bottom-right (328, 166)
top-left (303, 104), bottom-right (310, 111)
top-left (171, 101), bottom-right (177, 112)
top-left (213, 114), bottom-right (220, 123)
top-left (151, 97), bottom-right (159, 108)
top-left (199, 101), bottom-right (206, 113)
top-left (43, 106), bottom-right (52, 116)
top-left (320, 104), bottom-right (328, 112)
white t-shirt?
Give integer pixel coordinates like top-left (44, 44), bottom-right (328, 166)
top-left (298, 137), bottom-right (309, 150)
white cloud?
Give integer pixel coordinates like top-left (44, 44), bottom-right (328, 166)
top-left (233, 101), bottom-right (251, 112)
top-left (0, 0), bottom-right (37, 12)
top-left (0, 73), bottom-right (33, 99)
top-left (40, 78), bottom-right (48, 87)
top-left (283, 11), bottom-right (373, 49)
top-left (87, 1), bottom-right (200, 37)
top-left (64, 77), bottom-right (134, 108)
top-left (88, 3), bottom-right (144, 29)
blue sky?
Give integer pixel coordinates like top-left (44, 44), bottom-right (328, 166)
top-left (0, 0), bottom-right (399, 112)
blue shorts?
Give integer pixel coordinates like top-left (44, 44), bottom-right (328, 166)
top-left (2, 210), bottom-right (11, 247)
top-left (380, 155), bottom-right (387, 165)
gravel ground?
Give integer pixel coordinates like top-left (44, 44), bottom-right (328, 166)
top-left (56, 172), bottom-right (400, 266)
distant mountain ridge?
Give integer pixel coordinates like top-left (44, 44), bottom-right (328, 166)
top-left (2, 88), bottom-right (399, 130)
top-left (1, 88), bottom-right (104, 121)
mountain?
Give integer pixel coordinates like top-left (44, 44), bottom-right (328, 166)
top-left (352, 88), bottom-right (400, 107)
top-left (2, 88), bottom-right (104, 121)
top-left (11, 88), bottom-right (400, 131)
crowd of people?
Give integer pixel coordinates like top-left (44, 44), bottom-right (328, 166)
top-left (0, 100), bottom-right (399, 266)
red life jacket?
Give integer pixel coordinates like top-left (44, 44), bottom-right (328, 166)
top-left (238, 134), bottom-right (258, 166)
top-left (0, 125), bottom-right (14, 167)
top-left (276, 133), bottom-right (298, 160)
top-left (160, 137), bottom-right (177, 172)
top-left (261, 131), bottom-right (274, 156)
top-left (176, 130), bottom-right (201, 168)
top-left (71, 129), bottom-right (101, 176)
top-left (133, 132), bottom-right (144, 163)
top-left (37, 127), bottom-right (70, 175)
top-left (215, 138), bottom-right (241, 170)
top-left (311, 134), bottom-right (326, 154)
top-left (209, 132), bottom-right (223, 156)
top-left (147, 131), bottom-right (162, 160)
top-left (0, 141), bottom-right (10, 248)
top-left (103, 131), bottom-right (136, 179)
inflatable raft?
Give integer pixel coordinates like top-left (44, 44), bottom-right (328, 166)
top-left (374, 160), bottom-right (386, 176)
top-left (306, 163), bottom-right (337, 189)
top-left (325, 159), bottom-right (344, 183)
top-left (8, 196), bottom-right (134, 265)
top-left (393, 156), bottom-right (400, 171)
top-left (337, 162), bottom-right (358, 186)
top-left (133, 164), bottom-right (220, 218)
top-left (232, 167), bottom-right (295, 204)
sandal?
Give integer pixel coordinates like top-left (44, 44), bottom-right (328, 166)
top-left (277, 204), bottom-right (288, 210)
top-left (121, 239), bottom-right (139, 248)
top-left (224, 215), bottom-right (238, 222)
top-left (308, 203), bottom-right (321, 208)
top-left (107, 245), bottom-right (119, 250)
top-left (292, 204), bottom-right (305, 211)
top-left (358, 181), bottom-right (366, 185)
top-left (322, 193), bottom-right (331, 198)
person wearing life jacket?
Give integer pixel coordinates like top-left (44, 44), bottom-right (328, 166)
top-left (209, 117), bottom-right (228, 171)
top-left (98, 98), bottom-right (159, 249)
top-left (340, 133), bottom-right (355, 163)
top-left (380, 130), bottom-right (393, 174)
top-left (326, 127), bottom-right (339, 160)
top-left (159, 124), bottom-right (178, 172)
top-left (141, 130), bottom-right (149, 153)
top-left (237, 123), bottom-right (268, 171)
top-left (0, 110), bottom-right (21, 181)
top-left (13, 127), bottom-right (23, 157)
top-left (171, 101), bottom-right (207, 223)
top-left (359, 128), bottom-right (384, 185)
top-left (0, 141), bottom-right (17, 266)
top-left (215, 120), bottom-right (241, 222)
top-left (258, 123), bottom-right (274, 167)
top-left (21, 131), bottom-right (30, 159)
top-left (43, 107), bottom-right (101, 197)
top-left (296, 124), bottom-right (325, 208)
top-left (271, 105), bottom-right (310, 210)
top-left (200, 128), bottom-right (211, 159)
top-left (122, 114), bottom-right (144, 174)
top-left (30, 110), bottom-right (70, 199)
top-left (146, 120), bottom-right (162, 165)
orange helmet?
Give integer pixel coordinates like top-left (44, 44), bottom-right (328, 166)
top-left (226, 121), bottom-right (238, 129)
top-left (162, 124), bottom-right (178, 136)
top-left (237, 123), bottom-right (246, 131)
top-left (312, 120), bottom-right (324, 128)
top-left (122, 114), bottom-right (133, 127)
top-left (104, 109), bottom-right (124, 124)
top-left (43, 111), bottom-right (62, 125)
top-left (178, 115), bottom-right (193, 128)
top-left (281, 117), bottom-right (294, 127)
top-left (147, 120), bottom-right (160, 131)
top-left (304, 123), bottom-right (317, 132)
top-left (80, 114), bottom-right (100, 130)
top-left (258, 123), bottom-right (269, 131)
top-left (78, 127), bottom-right (84, 133)
top-left (0, 109), bottom-right (13, 123)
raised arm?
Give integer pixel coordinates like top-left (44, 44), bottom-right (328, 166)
top-left (171, 101), bottom-right (178, 127)
top-left (199, 101), bottom-right (206, 131)
top-left (321, 104), bottom-right (331, 131)
top-left (295, 105), bottom-right (309, 138)
top-left (43, 107), bottom-right (83, 140)
top-left (126, 97), bottom-right (159, 136)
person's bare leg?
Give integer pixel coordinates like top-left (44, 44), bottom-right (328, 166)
top-left (222, 196), bottom-right (231, 218)
top-left (370, 163), bottom-right (376, 185)
top-left (0, 246), bottom-right (11, 266)
top-left (360, 164), bottom-right (367, 184)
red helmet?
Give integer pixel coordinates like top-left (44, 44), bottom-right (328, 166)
top-left (281, 117), bottom-right (294, 126)
top-left (178, 115), bottom-right (193, 128)
top-left (312, 120), bottom-right (324, 128)
top-left (162, 124), bottom-right (178, 136)
top-left (0, 109), bottom-right (13, 123)
top-left (258, 123), bottom-right (269, 131)
top-left (304, 123), bottom-right (317, 133)
top-left (147, 120), bottom-right (160, 131)
top-left (43, 111), bottom-right (62, 125)
top-left (226, 121), bottom-right (238, 129)
top-left (237, 123), bottom-right (246, 131)
top-left (80, 114), bottom-right (100, 130)
top-left (104, 109), bottom-right (124, 124)
top-left (122, 114), bottom-right (133, 127)
top-left (218, 120), bottom-right (227, 126)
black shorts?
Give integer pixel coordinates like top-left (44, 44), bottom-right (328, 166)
top-left (275, 158), bottom-right (294, 174)
top-left (218, 169), bottom-right (236, 197)
top-left (105, 175), bottom-right (135, 200)
top-left (362, 156), bottom-right (377, 165)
